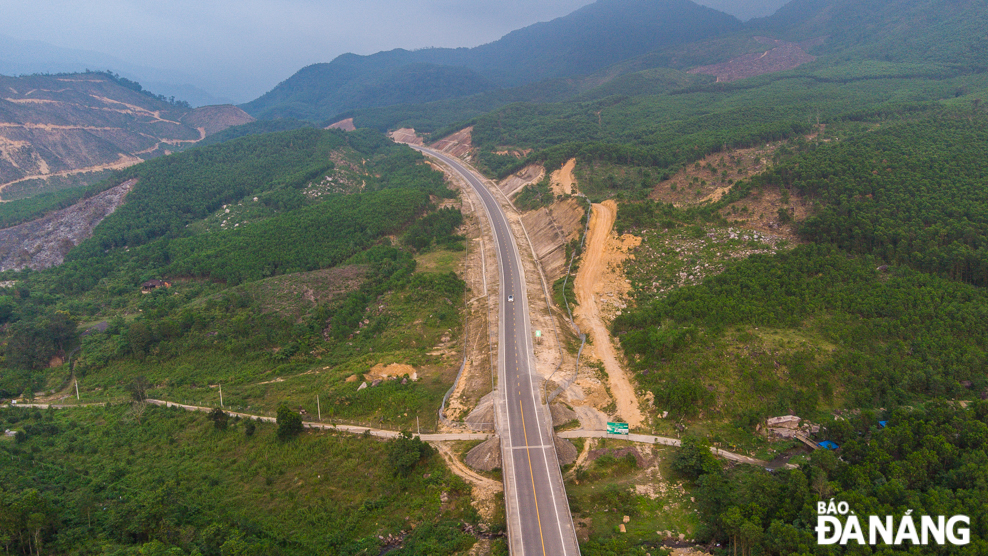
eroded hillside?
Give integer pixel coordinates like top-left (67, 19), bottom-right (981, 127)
top-left (0, 72), bottom-right (253, 199)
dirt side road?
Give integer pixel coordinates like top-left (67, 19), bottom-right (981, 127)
top-left (433, 442), bottom-right (503, 522)
top-left (573, 200), bottom-right (645, 428)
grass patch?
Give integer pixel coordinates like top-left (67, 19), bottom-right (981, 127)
top-left (0, 403), bottom-right (478, 555)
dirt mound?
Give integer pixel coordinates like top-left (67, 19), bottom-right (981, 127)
top-left (554, 436), bottom-right (579, 466)
top-left (550, 403), bottom-right (578, 427)
top-left (366, 363), bottom-right (417, 381)
top-left (389, 127), bottom-right (422, 145)
top-left (688, 37), bottom-right (817, 82)
top-left (0, 178), bottom-right (134, 271)
top-left (465, 436), bottom-right (502, 472)
top-left (328, 118), bottom-right (357, 132)
top-left (430, 127), bottom-right (473, 158)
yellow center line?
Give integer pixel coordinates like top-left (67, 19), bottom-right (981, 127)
top-left (520, 400), bottom-right (548, 556)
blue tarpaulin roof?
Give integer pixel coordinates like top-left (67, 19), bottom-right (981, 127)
top-left (818, 440), bottom-right (839, 450)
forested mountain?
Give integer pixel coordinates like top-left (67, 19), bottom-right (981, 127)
top-left (0, 71), bottom-right (254, 200)
top-left (752, 0), bottom-right (988, 67)
top-left (241, 0), bottom-right (742, 122)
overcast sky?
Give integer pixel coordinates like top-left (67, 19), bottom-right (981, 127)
top-left (0, 0), bottom-right (789, 103)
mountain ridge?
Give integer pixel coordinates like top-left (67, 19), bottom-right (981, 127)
top-left (242, 0), bottom-right (743, 122)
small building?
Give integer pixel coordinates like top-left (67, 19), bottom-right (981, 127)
top-left (141, 279), bottom-right (171, 294)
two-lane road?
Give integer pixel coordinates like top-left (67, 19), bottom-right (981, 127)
top-left (414, 146), bottom-right (580, 555)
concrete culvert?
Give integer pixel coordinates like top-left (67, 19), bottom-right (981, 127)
top-left (550, 403), bottom-right (578, 427)
top-left (465, 391), bottom-right (497, 431)
top-left (465, 436), bottom-right (501, 472)
top-left (554, 436), bottom-right (578, 466)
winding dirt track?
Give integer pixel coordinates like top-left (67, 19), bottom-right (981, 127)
top-left (573, 200), bottom-right (645, 428)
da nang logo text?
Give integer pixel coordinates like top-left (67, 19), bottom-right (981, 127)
top-left (816, 500), bottom-right (969, 546)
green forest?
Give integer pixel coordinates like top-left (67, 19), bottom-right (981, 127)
top-left (614, 113), bottom-right (988, 419)
top-left (0, 128), bottom-right (467, 423)
top-left (5, 0), bottom-right (988, 553)
top-left (682, 402), bottom-right (988, 555)
top-left (0, 404), bottom-right (480, 555)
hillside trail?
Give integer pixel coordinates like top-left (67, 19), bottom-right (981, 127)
top-left (0, 154), bottom-right (141, 199)
top-left (573, 200), bottom-right (645, 428)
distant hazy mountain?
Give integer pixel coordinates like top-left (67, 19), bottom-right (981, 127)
top-left (0, 34), bottom-right (233, 107)
top-left (751, 0), bottom-right (988, 66)
top-left (242, 0), bottom-right (742, 122)
top-left (0, 72), bottom-right (253, 196)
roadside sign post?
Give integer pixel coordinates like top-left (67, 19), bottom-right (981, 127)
top-left (606, 422), bottom-right (629, 435)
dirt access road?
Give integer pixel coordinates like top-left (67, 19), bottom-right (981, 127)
top-left (573, 200), bottom-right (645, 428)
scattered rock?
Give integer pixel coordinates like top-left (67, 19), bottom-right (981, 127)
top-left (619, 524), bottom-right (627, 533)
top-left (623, 515), bottom-right (630, 524)
top-left (357, 382), bottom-right (367, 391)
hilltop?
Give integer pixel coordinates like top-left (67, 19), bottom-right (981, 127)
top-left (0, 71), bottom-right (253, 200)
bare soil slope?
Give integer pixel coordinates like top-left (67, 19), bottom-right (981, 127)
top-left (430, 127), bottom-right (474, 159)
top-left (573, 200), bottom-right (645, 428)
top-left (0, 178), bottom-right (135, 270)
top-left (0, 73), bottom-right (253, 197)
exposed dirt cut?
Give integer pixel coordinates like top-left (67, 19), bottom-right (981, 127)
top-left (327, 118), bottom-right (357, 132)
top-left (365, 363), bottom-right (418, 382)
top-left (430, 127), bottom-right (474, 159)
top-left (518, 197), bottom-right (585, 282)
top-left (0, 178), bottom-right (135, 271)
top-left (573, 200), bottom-right (645, 428)
top-left (180, 105), bottom-right (254, 136)
top-left (0, 74), bottom-right (252, 196)
top-left (650, 137), bottom-right (815, 242)
top-left (549, 158), bottom-right (577, 196)
top-left (388, 127), bottom-right (423, 145)
top-left (499, 164), bottom-right (543, 199)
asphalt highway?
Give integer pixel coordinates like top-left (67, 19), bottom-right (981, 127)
top-left (413, 146), bottom-right (580, 555)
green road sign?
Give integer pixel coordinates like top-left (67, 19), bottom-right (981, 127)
top-left (535, 330), bottom-right (541, 338)
top-left (606, 422), bottom-right (629, 435)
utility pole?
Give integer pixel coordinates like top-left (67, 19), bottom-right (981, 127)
top-left (317, 395), bottom-right (321, 421)
top-left (219, 384), bottom-right (224, 408)
top-left (75, 379), bottom-right (80, 401)
top-left (417, 416), bottom-right (420, 436)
